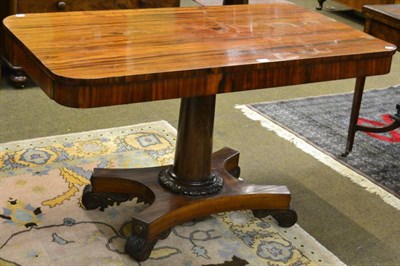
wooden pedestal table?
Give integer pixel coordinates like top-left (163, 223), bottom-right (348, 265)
top-left (3, 2), bottom-right (395, 261)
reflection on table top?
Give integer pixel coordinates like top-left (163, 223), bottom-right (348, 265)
top-left (4, 3), bottom-right (396, 107)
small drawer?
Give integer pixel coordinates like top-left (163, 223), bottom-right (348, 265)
top-left (15, 0), bottom-right (142, 13)
top-left (139, 0), bottom-right (180, 8)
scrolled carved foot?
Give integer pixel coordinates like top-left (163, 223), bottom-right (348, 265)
top-left (9, 70), bottom-right (28, 88)
top-left (125, 235), bottom-right (157, 262)
top-left (252, 207), bottom-right (297, 228)
top-left (81, 185), bottom-right (133, 211)
top-left (2, 59), bottom-right (28, 88)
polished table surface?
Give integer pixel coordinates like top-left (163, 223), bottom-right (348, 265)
top-left (3, 2), bottom-right (396, 262)
top-left (3, 3), bottom-right (396, 108)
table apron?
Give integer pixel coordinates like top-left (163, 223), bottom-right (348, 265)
top-left (50, 56), bottom-right (393, 108)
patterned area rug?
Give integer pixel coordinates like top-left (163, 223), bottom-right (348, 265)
top-left (0, 121), bottom-right (345, 265)
top-left (238, 86), bottom-right (400, 209)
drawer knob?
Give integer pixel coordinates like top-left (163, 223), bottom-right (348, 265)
top-left (56, 1), bottom-right (67, 10)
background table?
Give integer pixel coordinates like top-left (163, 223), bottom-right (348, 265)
top-left (341, 4), bottom-right (400, 156)
top-left (3, 2), bottom-right (396, 261)
top-left (364, 4), bottom-right (400, 50)
top-left (316, 0), bottom-right (400, 12)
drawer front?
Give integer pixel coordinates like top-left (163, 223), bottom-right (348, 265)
top-left (15, 0), bottom-right (179, 13)
top-left (335, 0), bottom-right (398, 12)
top-left (16, 0), bottom-right (139, 13)
top-left (369, 20), bottom-right (400, 50)
top-left (139, 0), bottom-right (180, 8)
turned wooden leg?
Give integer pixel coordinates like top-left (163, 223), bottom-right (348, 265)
top-left (316, 0), bottom-right (327, 10)
top-left (342, 77), bottom-right (366, 157)
top-left (159, 95), bottom-right (224, 195)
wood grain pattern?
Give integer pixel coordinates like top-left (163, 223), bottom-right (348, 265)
top-left (4, 3), bottom-right (396, 107)
top-left (0, 0), bottom-right (180, 88)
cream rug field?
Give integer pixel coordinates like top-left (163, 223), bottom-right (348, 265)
top-left (0, 120), bottom-right (345, 265)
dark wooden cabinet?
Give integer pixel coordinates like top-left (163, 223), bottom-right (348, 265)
top-left (317, 0), bottom-right (400, 12)
top-left (10, 0), bottom-right (140, 12)
top-left (364, 4), bottom-right (400, 51)
top-left (0, 0), bottom-right (180, 87)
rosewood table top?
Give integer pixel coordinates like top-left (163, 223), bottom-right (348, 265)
top-left (3, 3), bottom-right (396, 108)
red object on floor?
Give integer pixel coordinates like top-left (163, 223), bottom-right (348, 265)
top-left (358, 114), bottom-right (400, 142)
